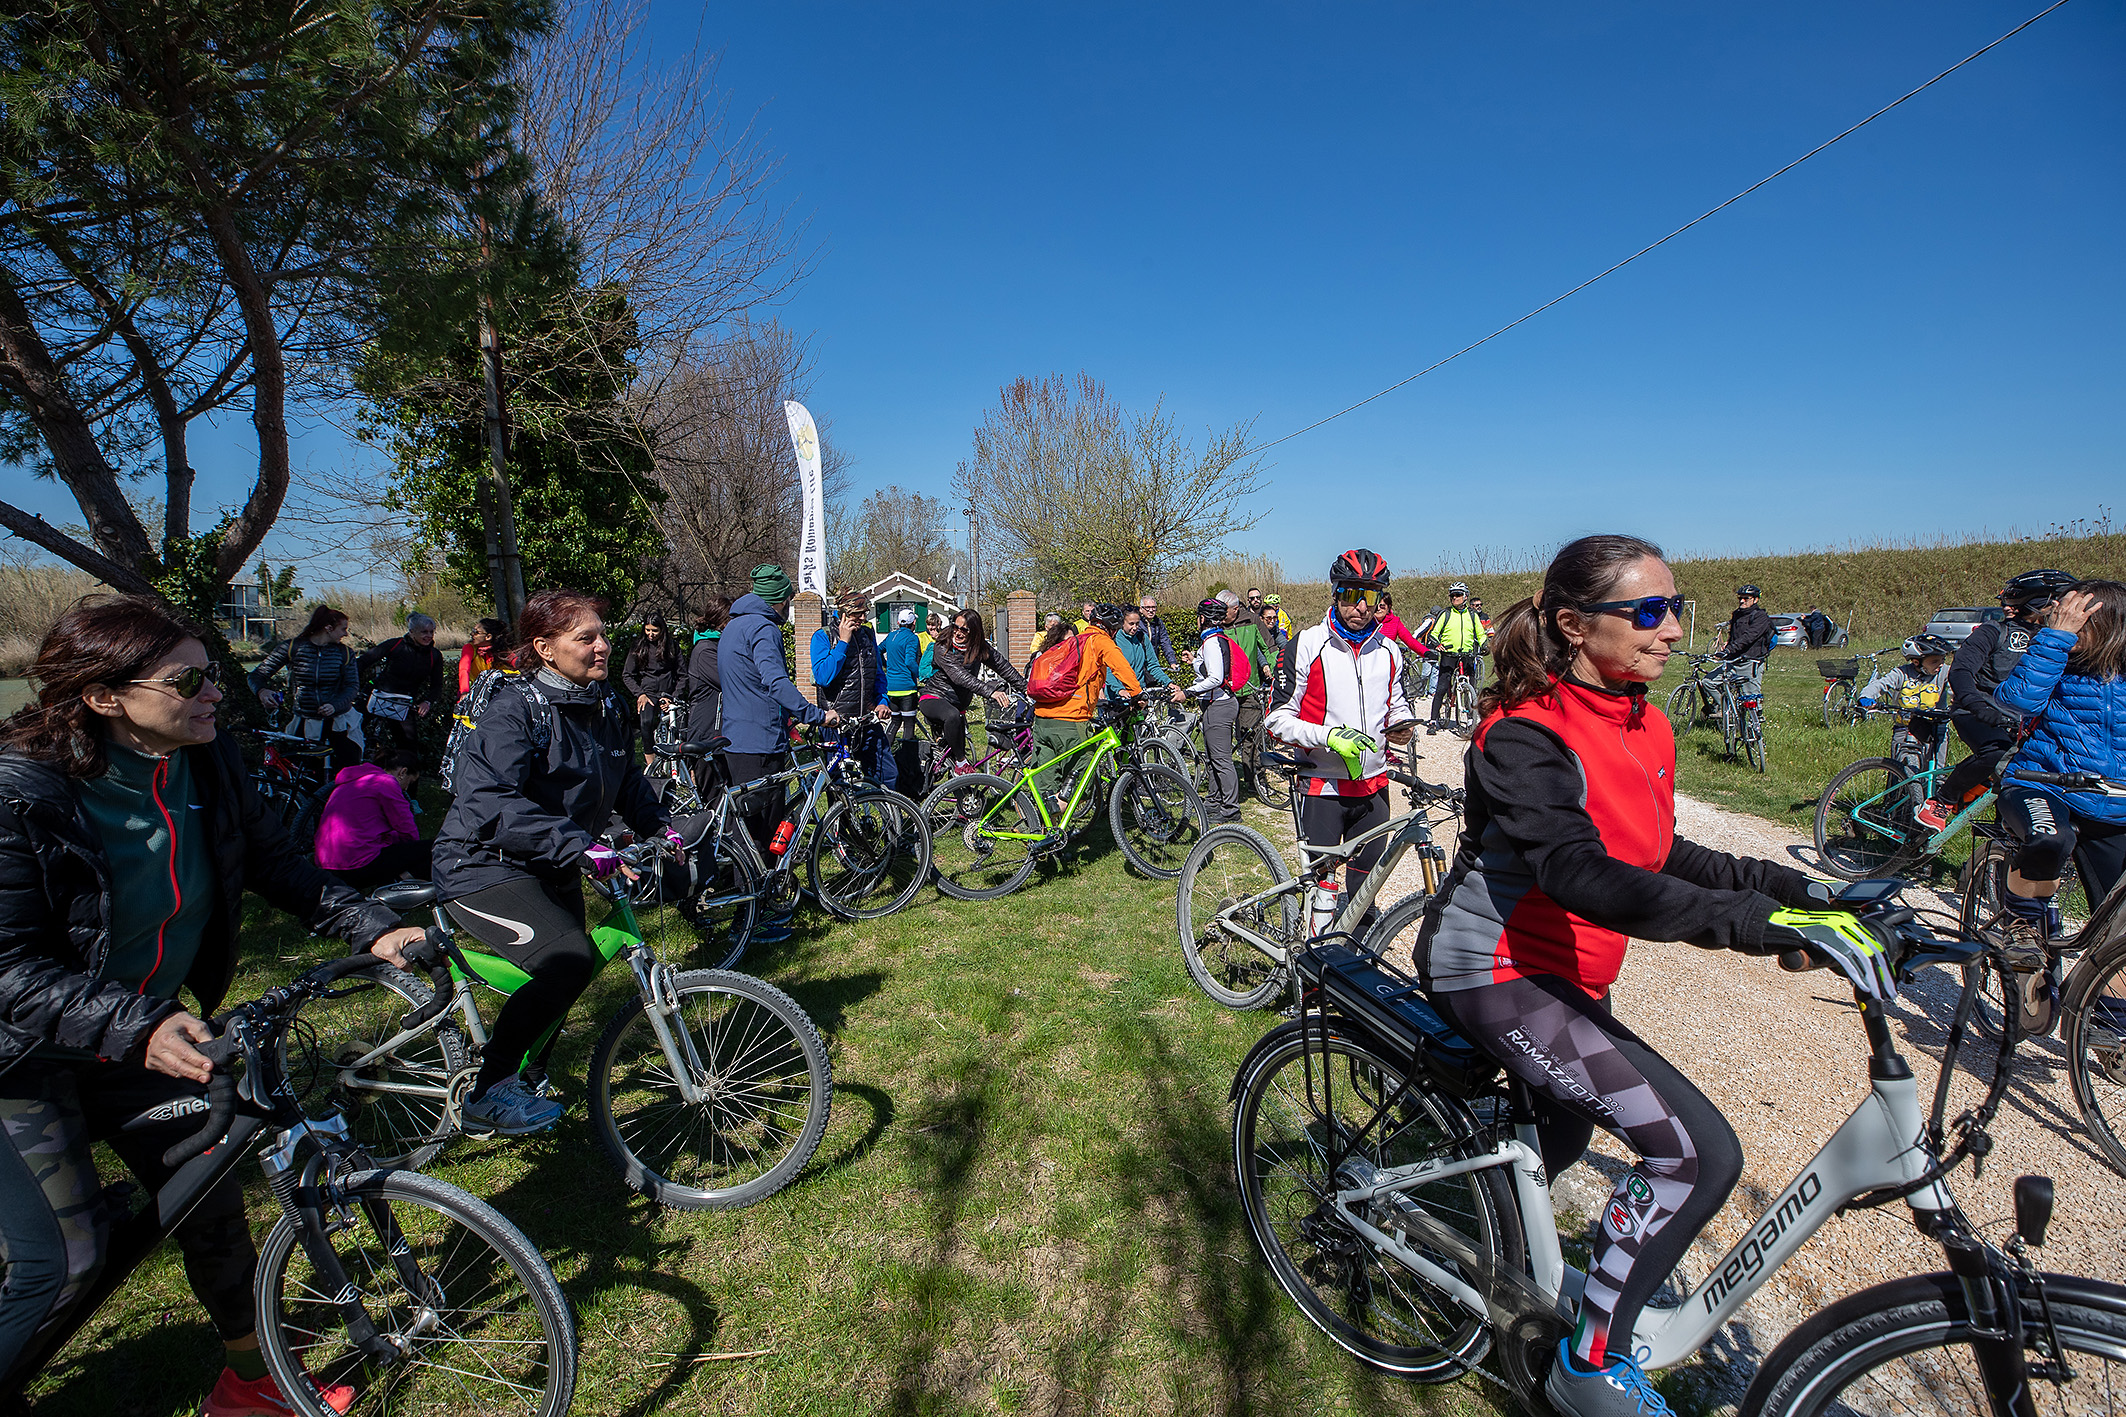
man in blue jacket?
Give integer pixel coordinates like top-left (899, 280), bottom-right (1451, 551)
top-left (811, 590), bottom-right (894, 789)
top-left (722, 568), bottom-right (834, 935)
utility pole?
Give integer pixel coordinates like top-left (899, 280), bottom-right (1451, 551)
top-left (473, 185), bottom-right (526, 628)
top-left (964, 496), bottom-right (979, 614)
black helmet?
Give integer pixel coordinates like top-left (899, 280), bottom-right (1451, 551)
top-left (2000, 569), bottom-right (2077, 610)
top-left (1736, 585), bottom-right (1762, 599)
top-left (1331, 549), bottom-right (1390, 590)
top-left (1904, 634), bottom-right (1955, 660)
top-left (1196, 597), bottom-right (1227, 625)
top-left (1089, 602), bottom-right (1127, 631)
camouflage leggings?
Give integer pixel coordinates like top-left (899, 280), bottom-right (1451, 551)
top-left (0, 1061), bottom-right (257, 1380)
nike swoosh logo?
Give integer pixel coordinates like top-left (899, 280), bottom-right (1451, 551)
top-left (188, 803), bottom-right (205, 809)
top-left (447, 901), bottom-right (536, 949)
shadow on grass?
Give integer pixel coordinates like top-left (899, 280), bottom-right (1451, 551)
top-left (779, 970), bottom-right (889, 1037)
top-left (18, 1316), bottom-right (218, 1417)
top-left (885, 1051), bottom-right (999, 1416)
top-left (809, 1081), bottom-right (896, 1181)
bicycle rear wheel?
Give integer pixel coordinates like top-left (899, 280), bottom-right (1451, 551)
top-left (1814, 757), bottom-right (1921, 880)
top-left (1233, 1020), bottom-right (1522, 1380)
top-left (923, 772), bottom-right (1039, 900)
top-left (1665, 680), bottom-right (1705, 730)
top-left (1956, 838), bottom-right (2014, 1042)
top-left (2064, 931), bottom-right (2126, 1177)
top-left (808, 788), bottom-right (931, 920)
top-left (1738, 1271), bottom-right (2126, 1417)
top-left (295, 965), bottom-right (468, 1171)
top-left (255, 1168), bottom-right (575, 1417)
top-left (1177, 825), bottom-right (1296, 1009)
top-left (1745, 706), bottom-right (1766, 774)
top-left (676, 829), bottom-right (760, 971)
top-left (589, 969), bottom-right (831, 1210)
top-left (1110, 763), bottom-right (1203, 879)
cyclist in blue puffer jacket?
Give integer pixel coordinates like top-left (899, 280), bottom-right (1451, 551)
top-left (1990, 580), bottom-right (2126, 1014)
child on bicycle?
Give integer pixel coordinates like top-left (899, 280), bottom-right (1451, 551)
top-left (1857, 634), bottom-right (1954, 777)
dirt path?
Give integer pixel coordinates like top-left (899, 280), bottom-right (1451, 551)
top-left (1248, 728), bottom-right (2123, 1412)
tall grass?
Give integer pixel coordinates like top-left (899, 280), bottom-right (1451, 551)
top-left (0, 558), bottom-right (100, 675)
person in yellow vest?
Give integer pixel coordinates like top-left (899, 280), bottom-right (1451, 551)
top-left (1858, 634), bottom-right (1955, 776)
top-left (1426, 582), bottom-right (1489, 732)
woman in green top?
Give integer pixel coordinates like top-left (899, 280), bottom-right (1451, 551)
top-left (0, 595), bottom-right (424, 1414)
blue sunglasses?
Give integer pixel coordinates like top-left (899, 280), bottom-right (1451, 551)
top-left (1580, 595), bottom-right (1687, 629)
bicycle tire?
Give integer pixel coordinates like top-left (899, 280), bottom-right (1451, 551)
top-left (1814, 757), bottom-right (1921, 881)
top-left (589, 969), bottom-right (832, 1210)
top-left (2064, 930), bottom-right (2126, 1177)
top-left (923, 772), bottom-right (1040, 900)
top-left (1176, 825), bottom-right (1296, 1009)
top-left (1956, 838), bottom-right (2014, 1043)
top-left (1453, 677), bottom-right (1477, 736)
top-left (1110, 763), bottom-right (1203, 879)
top-left (1233, 1020), bottom-right (1524, 1380)
top-left (255, 1168), bottom-right (576, 1417)
top-left (1737, 1270), bottom-right (2126, 1417)
top-left (297, 965), bottom-right (469, 1171)
top-left (1253, 750), bottom-right (1295, 811)
top-left (1141, 736), bottom-right (1203, 796)
top-left (1820, 680), bottom-right (1853, 731)
top-left (289, 794), bottom-right (323, 856)
top-left (1664, 681), bottom-right (1704, 730)
top-left (807, 788), bottom-right (931, 920)
top-left (677, 828), bottom-right (760, 971)
top-left (1745, 706), bottom-right (1766, 774)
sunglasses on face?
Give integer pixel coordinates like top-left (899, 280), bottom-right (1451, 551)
top-left (1334, 587), bottom-right (1382, 608)
top-left (131, 663), bottom-right (224, 699)
top-left (1580, 596), bottom-right (1688, 630)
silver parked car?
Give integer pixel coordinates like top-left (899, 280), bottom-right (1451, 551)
top-left (1770, 613), bottom-right (1847, 649)
top-left (1921, 606), bottom-right (2007, 644)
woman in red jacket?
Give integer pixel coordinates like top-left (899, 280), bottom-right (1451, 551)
top-left (1411, 534), bottom-right (1893, 1417)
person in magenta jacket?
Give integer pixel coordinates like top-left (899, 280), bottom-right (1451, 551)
top-left (314, 748), bottom-right (431, 890)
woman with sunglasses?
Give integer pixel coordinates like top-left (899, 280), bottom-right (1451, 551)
top-left (0, 595), bottom-right (424, 1414)
top-left (1403, 534), bottom-right (1888, 1417)
top-left (1263, 549), bottom-right (1418, 936)
top-left (919, 609), bottom-right (1025, 771)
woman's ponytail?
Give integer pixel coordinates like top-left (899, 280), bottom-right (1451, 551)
top-left (1475, 533), bottom-right (1665, 718)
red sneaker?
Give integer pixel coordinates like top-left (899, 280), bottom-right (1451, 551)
top-left (200, 1366), bottom-right (356, 1417)
top-left (1914, 799), bottom-right (1951, 831)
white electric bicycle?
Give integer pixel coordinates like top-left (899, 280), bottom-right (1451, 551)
top-left (1230, 878), bottom-right (2126, 1415)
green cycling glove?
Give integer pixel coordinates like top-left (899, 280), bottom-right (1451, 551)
top-left (1324, 726), bottom-right (1378, 777)
top-left (1762, 908), bottom-right (1899, 1002)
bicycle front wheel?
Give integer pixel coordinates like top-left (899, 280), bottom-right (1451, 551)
top-left (808, 788), bottom-right (931, 920)
top-left (1738, 1271), bottom-right (2126, 1417)
top-left (296, 965), bottom-right (468, 1171)
top-left (923, 772), bottom-right (1040, 900)
top-left (1955, 838), bottom-right (2014, 1042)
top-left (1814, 757), bottom-right (1920, 880)
top-left (589, 969), bottom-right (831, 1210)
top-left (1233, 1020), bottom-right (1523, 1380)
top-left (677, 828), bottom-right (760, 971)
top-left (1177, 825), bottom-right (1296, 1009)
top-left (2064, 930), bottom-right (2126, 1176)
top-left (1665, 680), bottom-right (1704, 730)
top-left (1109, 763), bottom-right (1204, 879)
top-left (255, 1168), bottom-right (575, 1417)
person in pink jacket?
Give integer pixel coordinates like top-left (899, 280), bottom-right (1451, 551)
top-left (1377, 590), bottom-right (1433, 659)
top-left (314, 748), bottom-right (431, 890)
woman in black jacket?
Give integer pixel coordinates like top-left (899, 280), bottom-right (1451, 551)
top-left (249, 603), bottom-right (363, 769)
top-left (0, 595), bottom-right (419, 1411)
top-left (918, 609), bottom-right (1025, 768)
top-left (684, 597), bottom-right (730, 746)
top-left (620, 611), bottom-right (684, 767)
top-left (430, 589), bottom-right (676, 1136)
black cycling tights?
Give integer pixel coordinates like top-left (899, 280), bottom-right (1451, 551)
top-left (1301, 789), bottom-right (1389, 928)
top-left (446, 874), bottom-right (602, 1100)
top-left (919, 697), bottom-right (967, 761)
top-left (1999, 785), bottom-right (2126, 904)
top-left (1436, 975), bottom-right (1742, 1370)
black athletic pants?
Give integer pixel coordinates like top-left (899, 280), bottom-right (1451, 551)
top-left (1999, 786), bottom-right (2126, 903)
top-left (1937, 713), bottom-right (2015, 808)
top-left (1431, 651), bottom-right (1478, 724)
top-left (721, 750), bottom-right (789, 858)
top-left (0, 1061), bottom-right (258, 1380)
top-left (919, 696), bottom-right (967, 761)
top-left (1435, 976), bottom-right (1742, 1370)
top-left (1300, 787), bottom-right (1390, 928)
top-left (445, 874), bottom-right (602, 1099)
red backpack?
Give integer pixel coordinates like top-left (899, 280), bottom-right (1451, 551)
top-left (1026, 633), bottom-right (1086, 706)
top-left (1215, 632), bottom-right (1252, 693)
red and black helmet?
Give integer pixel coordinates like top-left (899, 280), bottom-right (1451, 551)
top-left (1329, 548), bottom-right (1390, 590)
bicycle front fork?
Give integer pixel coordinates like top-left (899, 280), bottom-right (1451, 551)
top-left (262, 1119), bottom-right (411, 1367)
top-left (626, 947), bottom-right (711, 1104)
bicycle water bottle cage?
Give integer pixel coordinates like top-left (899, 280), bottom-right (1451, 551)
top-left (1296, 942), bottom-right (1501, 1099)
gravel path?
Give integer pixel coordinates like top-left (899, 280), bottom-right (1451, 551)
top-left (1245, 728), bottom-right (2123, 1413)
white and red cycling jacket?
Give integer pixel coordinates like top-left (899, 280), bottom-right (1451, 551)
top-left (1264, 613), bottom-right (1414, 797)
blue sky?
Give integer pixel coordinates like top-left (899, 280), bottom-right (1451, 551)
top-left (11, 0), bottom-right (2121, 586)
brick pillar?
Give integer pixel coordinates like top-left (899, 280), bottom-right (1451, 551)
top-left (1006, 590), bottom-right (1037, 669)
top-left (791, 593), bottom-right (823, 702)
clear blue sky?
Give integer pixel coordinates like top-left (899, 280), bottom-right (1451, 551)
top-left (13, 0), bottom-right (2122, 586)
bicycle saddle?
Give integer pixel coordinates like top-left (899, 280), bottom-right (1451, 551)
top-left (1261, 749), bottom-right (1300, 769)
top-left (683, 736), bottom-right (730, 756)
top-left (371, 880), bottom-right (441, 911)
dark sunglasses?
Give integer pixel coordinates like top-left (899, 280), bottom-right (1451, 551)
top-left (130, 663), bottom-right (224, 699)
top-left (1580, 596), bottom-right (1687, 630)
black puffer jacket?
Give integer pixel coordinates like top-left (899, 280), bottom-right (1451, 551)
top-left (431, 671), bottom-right (667, 898)
top-left (1949, 618), bottom-right (2039, 731)
top-left (1721, 606), bottom-right (1775, 663)
top-left (0, 736), bottom-right (398, 1080)
top-left (921, 641), bottom-right (1026, 711)
top-left (685, 633), bottom-right (722, 745)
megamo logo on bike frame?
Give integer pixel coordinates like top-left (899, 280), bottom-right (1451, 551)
top-left (1700, 1171), bottom-right (1822, 1314)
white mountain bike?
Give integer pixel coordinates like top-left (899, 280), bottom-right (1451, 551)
top-left (1230, 879), bottom-right (2126, 1415)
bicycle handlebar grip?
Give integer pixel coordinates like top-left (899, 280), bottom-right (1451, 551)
top-left (312, 952), bottom-right (386, 987)
top-left (161, 1034), bottom-right (240, 1169)
top-left (398, 927), bottom-right (458, 1031)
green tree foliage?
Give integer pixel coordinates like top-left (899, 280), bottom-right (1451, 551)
top-left (0, 0), bottom-right (551, 599)
top-left (254, 560), bottom-right (303, 608)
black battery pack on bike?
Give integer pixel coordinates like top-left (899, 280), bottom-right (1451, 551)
top-left (1296, 942), bottom-right (1500, 1099)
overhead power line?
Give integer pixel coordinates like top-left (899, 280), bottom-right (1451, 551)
top-left (1240, 0), bottom-right (2076, 460)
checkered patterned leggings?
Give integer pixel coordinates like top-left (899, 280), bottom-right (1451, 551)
top-left (1437, 974), bottom-right (1743, 1367)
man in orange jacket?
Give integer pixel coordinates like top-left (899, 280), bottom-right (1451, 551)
top-left (1031, 603), bottom-right (1141, 772)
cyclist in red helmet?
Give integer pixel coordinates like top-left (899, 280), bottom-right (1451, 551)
top-left (1264, 549), bottom-right (1418, 934)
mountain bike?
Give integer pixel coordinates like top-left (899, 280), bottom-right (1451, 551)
top-left (1727, 668), bottom-right (1767, 774)
top-left (1175, 762), bottom-right (1460, 1009)
top-left (924, 695), bottom-right (1203, 898)
top-left (307, 839), bottom-right (833, 1210)
top-left (1670, 658), bottom-right (1764, 770)
top-left (1818, 648), bottom-right (1891, 729)
top-left (1229, 878), bottom-right (2126, 1413)
top-left (1432, 655), bottom-right (1481, 738)
top-left (1813, 736), bottom-right (2026, 884)
top-left (1661, 652), bottom-right (1723, 730)
top-left (250, 729), bottom-right (336, 852)
top-left (1, 953), bottom-right (576, 1416)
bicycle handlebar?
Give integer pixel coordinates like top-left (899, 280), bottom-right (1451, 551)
top-left (161, 1033), bottom-right (241, 1168)
top-left (2006, 768), bottom-right (2126, 796)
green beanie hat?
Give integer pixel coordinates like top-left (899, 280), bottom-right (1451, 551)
top-left (751, 564), bottom-right (794, 603)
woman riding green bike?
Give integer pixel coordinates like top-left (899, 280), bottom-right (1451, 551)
top-left (422, 588), bottom-right (682, 1136)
